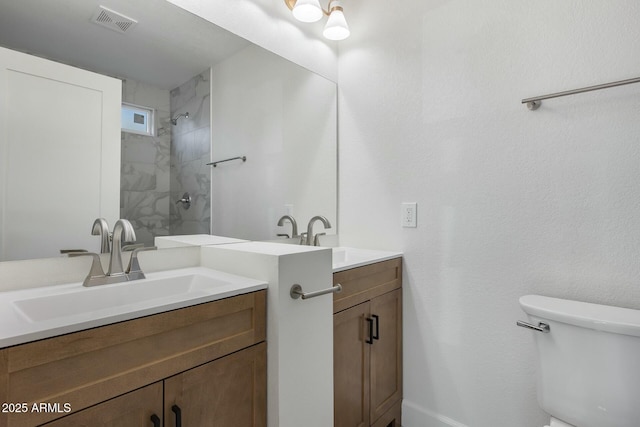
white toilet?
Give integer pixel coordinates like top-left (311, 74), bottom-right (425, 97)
top-left (518, 295), bottom-right (640, 427)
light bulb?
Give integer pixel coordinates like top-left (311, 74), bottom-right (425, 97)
top-left (323, 3), bottom-right (350, 41)
top-left (292, 0), bottom-right (323, 23)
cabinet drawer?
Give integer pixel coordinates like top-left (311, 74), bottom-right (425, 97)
top-left (0, 290), bottom-right (266, 427)
top-left (333, 258), bottom-right (402, 314)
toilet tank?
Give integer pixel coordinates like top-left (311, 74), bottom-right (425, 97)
top-left (519, 295), bottom-right (640, 427)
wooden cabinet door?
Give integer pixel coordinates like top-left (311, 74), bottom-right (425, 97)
top-left (164, 342), bottom-right (266, 427)
top-left (369, 289), bottom-right (402, 424)
top-left (334, 302), bottom-right (370, 427)
top-left (41, 382), bottom-right (163, 427)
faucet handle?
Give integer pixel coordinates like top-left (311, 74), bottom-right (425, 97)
top-left (60, 249), bottom-right (88, 254)
top-left (299, 232), bottom-right (308, 245)
top-left (122, 243), bottom-right (145, 252)
top-left (68, 252), bottom-right (106, 287)
top-left (313, 232), bottom-right (326, 247)
top-left (126, 246), bottom-right (157, 280)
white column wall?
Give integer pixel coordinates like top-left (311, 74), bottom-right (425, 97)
top-left (201, 242), bottom-right (334, 427)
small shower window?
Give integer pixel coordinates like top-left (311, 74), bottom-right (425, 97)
top-left (121, 102), bottom-right (155, 136)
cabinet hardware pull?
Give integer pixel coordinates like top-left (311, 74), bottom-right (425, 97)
top-left (366, 317), bottom-right (374, 344)
top-left (172, 404), bottom-right (182, 427)
top-left (372, 314), bottom-right (380, 340)
top-left (150, 414), bottom-right (161, 427)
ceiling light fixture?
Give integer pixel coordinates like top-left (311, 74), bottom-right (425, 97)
top-left (284, 0), bottom-right (350, 41)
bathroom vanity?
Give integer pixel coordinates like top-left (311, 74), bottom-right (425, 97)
top-left (0, 284), bottom-right (266, 426)
top-left (333, 257), bottom-right (403, 427)
top-left (0, 239), bottom-right (400, 427)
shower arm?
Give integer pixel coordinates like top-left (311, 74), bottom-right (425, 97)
top-left (170, 112), bottom-right (189, 125)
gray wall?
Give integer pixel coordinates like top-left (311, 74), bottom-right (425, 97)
top-left (120, 79), bottom-right (171, 246)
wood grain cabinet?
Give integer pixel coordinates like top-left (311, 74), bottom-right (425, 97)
top-left (41, 383), bottom-right (164, 427)
top-left (333, 258), bottom-right (403, 427)
top-left (0, 290), bottom-right (266, 427)
top-left (164, 342), bottom-right (266, 427)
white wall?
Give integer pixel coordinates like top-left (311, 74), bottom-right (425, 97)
top-left (210, 45), bottom-right (337, 241)
top-left (338, 1), bottom-right (640, 426)
top-left (166, 0), bottom-right (338, 81)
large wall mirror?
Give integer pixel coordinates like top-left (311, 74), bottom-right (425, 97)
top-left (0, 0), bottom-right (337, 261)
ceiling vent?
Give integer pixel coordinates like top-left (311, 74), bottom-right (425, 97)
top-left (91, 6), bottom-right (138, 34)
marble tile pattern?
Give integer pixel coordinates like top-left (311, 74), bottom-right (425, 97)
top-left (120, 79), bottom-right (171, 246)
top-left (169, 70), bottom-right (211, 235)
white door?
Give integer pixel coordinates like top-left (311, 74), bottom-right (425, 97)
top-left (0, 46), bottom-right (121, 261)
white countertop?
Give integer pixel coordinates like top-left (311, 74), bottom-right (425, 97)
top-left (155, 234), bottom-right (247, 248)
top-left (331, 247), bottom-right (403, 272)
top-left (0, 267), bottom-right (267, 348)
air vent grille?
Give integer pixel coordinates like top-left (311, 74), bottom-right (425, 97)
top-left (91, 6), bottom-right (137, 34)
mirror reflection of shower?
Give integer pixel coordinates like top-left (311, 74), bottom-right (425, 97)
top-left (170, 112), bottom-right (189, 125)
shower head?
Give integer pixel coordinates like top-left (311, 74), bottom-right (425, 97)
top-left (170, 112), bottom-right (189, 125)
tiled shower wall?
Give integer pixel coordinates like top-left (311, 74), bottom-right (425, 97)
top-left (169, 69), bottom-right (211, 235)
top-left (120, 79), bottom-right (171, 246)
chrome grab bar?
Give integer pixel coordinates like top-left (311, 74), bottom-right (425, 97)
top-left (516, 320), bottom-right (550, 333)
top-left (290, 283), bottom-right (342, 300)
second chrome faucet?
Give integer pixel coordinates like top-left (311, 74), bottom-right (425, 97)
top-left (277, 215), bottom-right (331, 246)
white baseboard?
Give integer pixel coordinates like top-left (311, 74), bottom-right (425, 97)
top-left (402, 400), bottom-right (468, 427)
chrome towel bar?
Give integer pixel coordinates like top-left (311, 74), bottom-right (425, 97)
top-left (207, 156), bottom-right (247, 167)
top-left (522, 76), bottom-right (640, 110)
top-left (516, 320), bottom-right (550, 333)
top-left (290, 283), bottom-right (342, 300)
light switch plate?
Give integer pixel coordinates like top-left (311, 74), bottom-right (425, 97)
top-left (401, 202), bottom-right (417, 228)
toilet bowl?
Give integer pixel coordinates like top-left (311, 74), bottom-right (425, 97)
top-left (518, 295), bottom-right (640, 427)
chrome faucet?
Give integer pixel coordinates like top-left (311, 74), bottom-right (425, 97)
top-left (277, 215), bottom-right (299, 238)
top-left (107, 219), bottom-right (136, 277)
top-left (91, 218), bottom-right (111, 254)
top-left (69, 219), bottom-right (155, 287)
top-left (305, 215), bottom-right (331, 246)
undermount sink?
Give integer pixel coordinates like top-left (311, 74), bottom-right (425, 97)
top-left (0, 267), bottom-right (267, 347)
top-left (15, 272), bottom-right (219, 322)
top-left (332, 247), bottom-right (373, 265)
